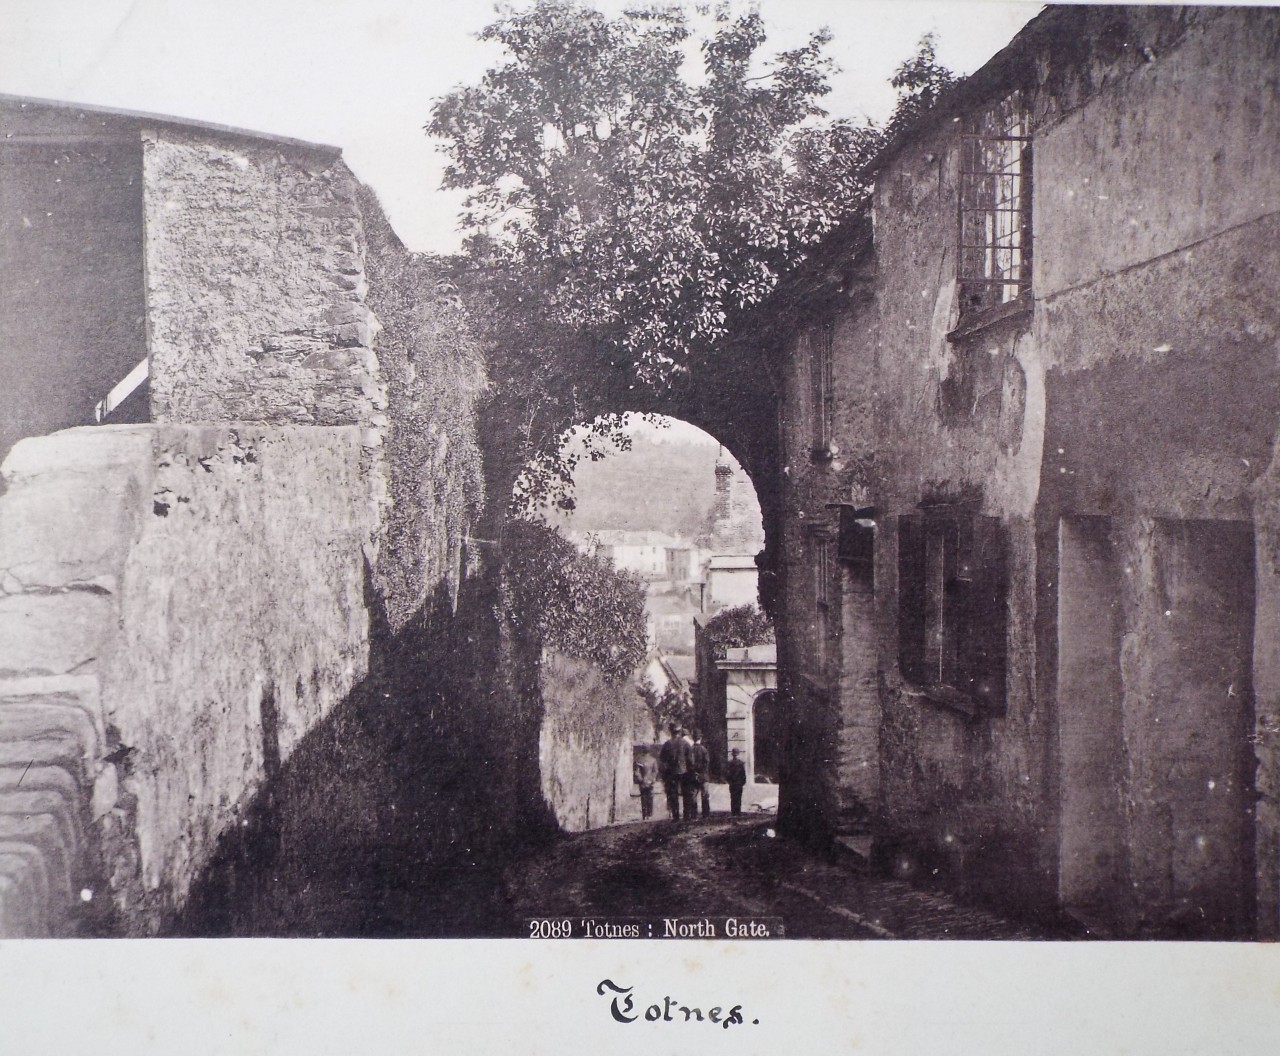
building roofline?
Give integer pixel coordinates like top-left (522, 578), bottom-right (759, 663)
top-left (0, 92), bottom-right (343, 158)
top-left (731, 4), bottom-right (1196, 337)
top-left (716, 657), bottom-right (777, 672)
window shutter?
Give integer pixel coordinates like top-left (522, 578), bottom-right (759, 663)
top-left (897, 515), bottom-right (926, 684)
top-left (956, 515), bottom-right (1008, 713)
top-left (837, 505), bottom-right (875, 592)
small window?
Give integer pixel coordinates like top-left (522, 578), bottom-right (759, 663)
top-left (958, 93), bottom-right (1032, 316)
top-left (898, 512), bottom-right (1008, 713)
top-left (809, 322), bottom-right (834, 457)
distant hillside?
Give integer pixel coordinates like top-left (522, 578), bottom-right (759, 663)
top-left (546, 432), bottom-right (760, 542)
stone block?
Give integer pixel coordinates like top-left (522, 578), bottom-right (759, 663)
top-left (0, 862), bottom-right (46, 937)
top-left (0, 677), bottom-right (104, 749)
top-left (0, 701), bottom-right (101, 769)
top-left (0, 789), bottom-right (83, 868)
top-left (91, 763), bottom-right (119, 819)
top-left (0, 594), bottom-right (113, 677)
top-left (0, 813), bottom-right (72, 901)
top-left (0, 734), bottom-right (88, 774)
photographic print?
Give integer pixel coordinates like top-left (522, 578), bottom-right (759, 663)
top-left (0, 0), bottom-right (1278, 1047)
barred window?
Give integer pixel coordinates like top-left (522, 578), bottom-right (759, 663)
top-left (958, 94), bottom-right (1031, 316)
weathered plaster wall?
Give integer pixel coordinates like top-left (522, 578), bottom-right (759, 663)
top-left (776, 101), bottom-right (1050, 890)
top-left (538, 651), bottom-right (648, 831)
top-left (1031, 9), bottom-right (1280, 936)
top-left (1057, 515), bottom-right (1256, 937)
top-left (0, 424), bottom-right (376, 935)
top-left (1034, 7), bottom-right (1280, 298)
top-left (775, 6), bottom-right (1280, 929)
top-left (143, 129), bottom-right (385, 431)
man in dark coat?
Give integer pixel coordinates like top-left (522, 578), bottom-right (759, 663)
top-left (690, 730), bottom-right (711, 817)
top-left (726, 748), bottom-right (747, 816)
top-left (677, 728), bottom-right (698, 822)
top-left (658, 725), bottom-right (684, 820)
top-left (634, 749), bottom-right (659, 820)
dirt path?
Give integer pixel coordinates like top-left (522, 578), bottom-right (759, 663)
top-left (504, 816), bottom-right (1053, 939)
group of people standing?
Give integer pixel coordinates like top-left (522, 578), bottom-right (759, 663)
top-left (633, 725), bottom-right (750, 820)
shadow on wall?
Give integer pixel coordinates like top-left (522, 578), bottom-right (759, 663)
top-left (173, 561), bottom-right (558, 938)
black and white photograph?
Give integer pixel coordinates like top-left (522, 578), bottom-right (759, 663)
top-left (0, 0), bottom-right (1278, 1050)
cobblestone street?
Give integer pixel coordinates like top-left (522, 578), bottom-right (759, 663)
top-left (505, 815), bottom-right (1067, 940)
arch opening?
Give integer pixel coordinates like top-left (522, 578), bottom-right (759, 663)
top-left (510, 412), bottom-right (777, 828)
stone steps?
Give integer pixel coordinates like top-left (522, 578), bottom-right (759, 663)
top-left (0, 675), bottom-right (109, 937)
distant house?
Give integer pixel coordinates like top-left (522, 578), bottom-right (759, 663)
top-left (692, 620), bottom-right (778, 783)
top-left (645, 589), bottom-right (701, 654)
top-left (576, 529), bottom-right (685, 581)
top-left (717, 645), bottom-right (779, 786)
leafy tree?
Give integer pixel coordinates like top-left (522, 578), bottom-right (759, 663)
top-left (885, 32), bottom-right (957, 137)
top-left (429, 5), bottom-right (953, 510)
top-left (636, 675), bottom-right (694, 736)
top-left (702, 603), bottom-right (774, 659)
top-left (501, 517), bottom-right (648, 683)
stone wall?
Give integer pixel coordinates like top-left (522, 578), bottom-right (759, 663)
top-left (143, 128), bottom-right (385, 432)
top-left (0, 105), bottom-right (497, 937)
top-left (358, 187), bottom-right (487, 631)
top-left (538, 651), bottom-right (649, 831)
top-left (0, 424), bottom-right (376, 935)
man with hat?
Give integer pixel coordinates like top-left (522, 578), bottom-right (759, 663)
top-left (726, 748), bottom-right (748, 816)
top-left (657, 723), bottom-right (685, 820)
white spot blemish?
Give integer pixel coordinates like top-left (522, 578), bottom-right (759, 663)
top-left (1153, 344), bottom-right (1172, 353)
top-left (1208, 780), bottom-right (1216, 790)
top-left (1165, 610), bottom-right (1172, 617)
top-left (1196, 835), bottom-right (1208, 851)
top-left (80, 888), bottom-right (93, 902)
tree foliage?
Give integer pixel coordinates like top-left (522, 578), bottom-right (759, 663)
top-left (702, 603), bottom-right (774, 659)
top-left (636, 675), bottom-right (694, 734)
top-left (429, 4), bottom-right (953, 509)
top-left (885, 32), bottom-right (957, 138)
top-left (501, 517), bottom-right (648, 683)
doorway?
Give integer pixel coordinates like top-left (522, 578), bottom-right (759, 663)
top-left (753, 689), bottom-right (783, 784)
